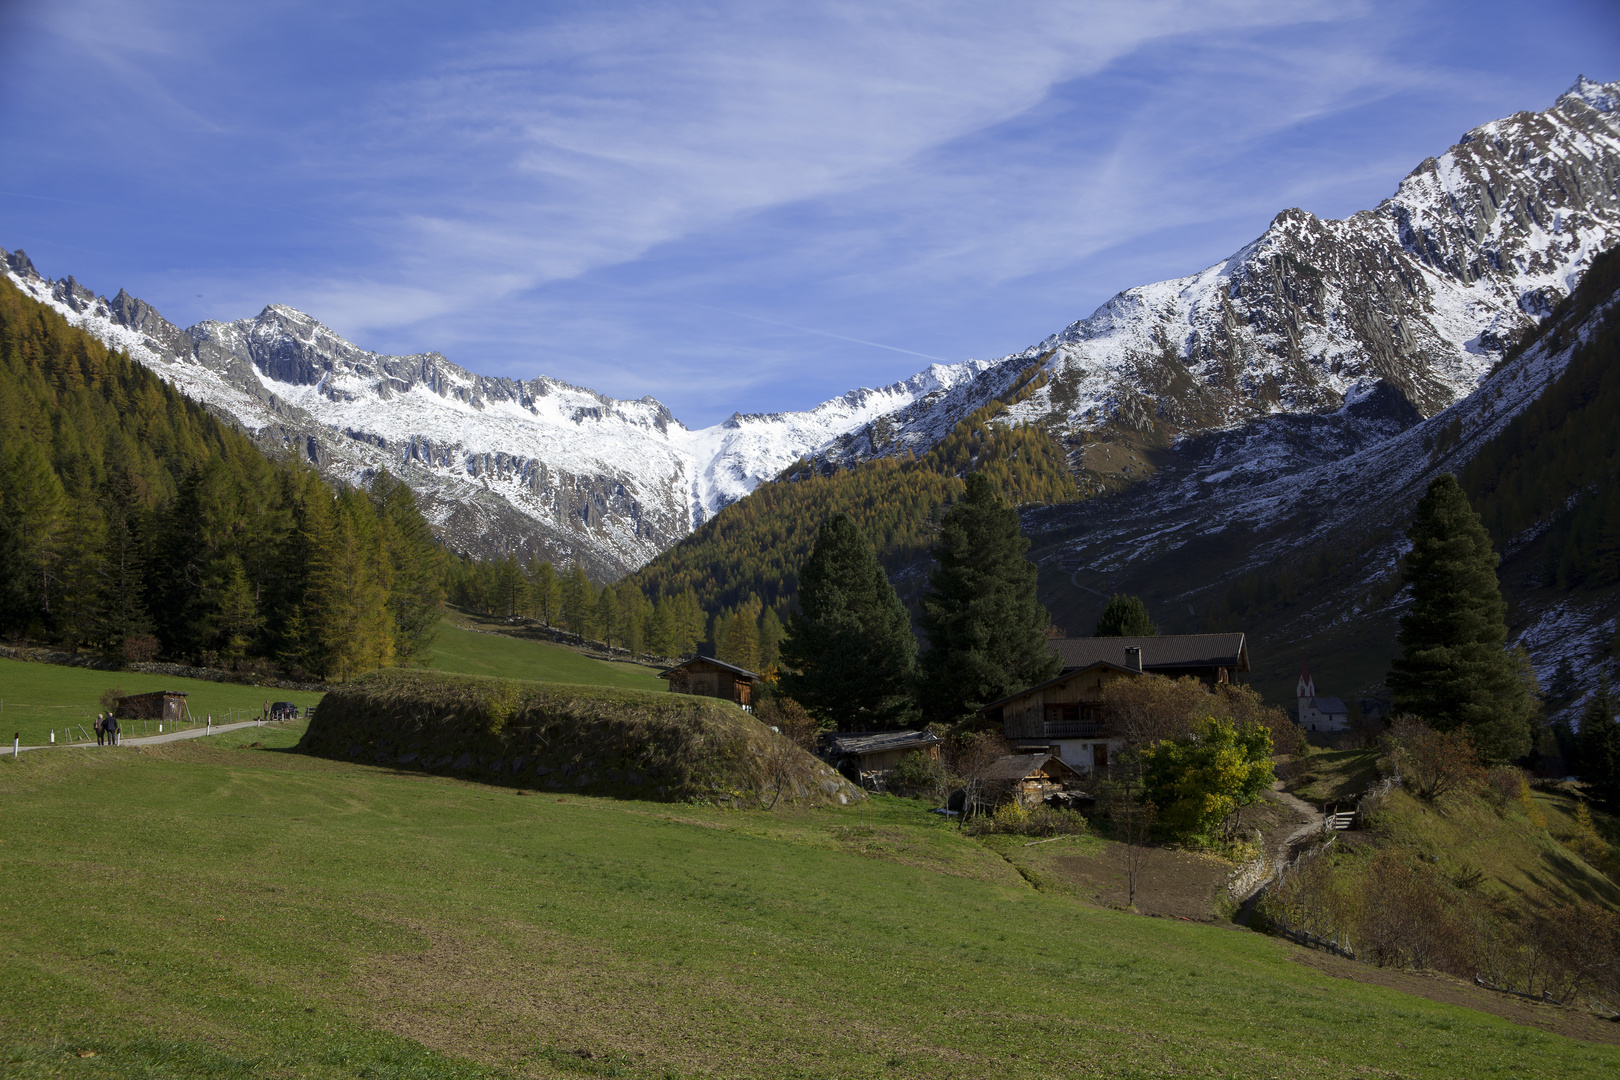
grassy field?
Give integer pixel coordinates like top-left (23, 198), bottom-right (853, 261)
top-left (2, 729), bottom-right (1617, 1079)
top-left (0, 658), bottom-right (325, 749)
top-left (425, 623), bottom-right (666, 691)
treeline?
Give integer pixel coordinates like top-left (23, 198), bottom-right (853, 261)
top-left (1461, 245), bottom-right (1620, 587)
top-left (0, 278), bottom-right (444, 680)
top-left (626, 363), bottom-right (1078, 614)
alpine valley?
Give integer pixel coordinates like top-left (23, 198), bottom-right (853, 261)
top-left (6, 75), bottom-right (1620, 686)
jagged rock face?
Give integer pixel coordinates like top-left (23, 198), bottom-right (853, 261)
top-left (4, 77), bottom-right (1617, 577)
top-left (990, 76), bottom-right (1620, 445)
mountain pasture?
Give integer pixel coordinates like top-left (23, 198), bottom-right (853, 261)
top-left (2, 730), bottom-right (1618, 1079)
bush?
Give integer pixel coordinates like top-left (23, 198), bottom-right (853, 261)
top-left (754, 695), bottom-right (821, 753)
top-left (887, 750), bottom-right (946, 799)
top-left (1483, 765), bottom-right (1528, 811)
top-left (1138, 717), bottom-right (1274, 840)
top-left (974, 800), bottom-right (1087, 838)
top-left (1383, 716), bottom-right (1484, 802)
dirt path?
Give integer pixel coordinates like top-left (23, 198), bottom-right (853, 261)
top-left (1233, 781), bottom-right (1321, 925)
top-left (9, 719), bottom-right (282, 755)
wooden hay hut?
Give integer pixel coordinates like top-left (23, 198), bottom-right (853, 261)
top-left (659, 656), bottom-right (757, 709)
top-left (114, 690), bottom-right (190, 722)
top-left (823, 730), bottom-right (941, 787)
top-left (980, 753), bottom-right (1085, 807)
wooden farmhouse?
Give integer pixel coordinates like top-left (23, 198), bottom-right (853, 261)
top-left (823, 730), bottom-right (941, 787)
top-left (658, 656), bottom-right (758, 709)
top-left (980, 633), bottom-right (1253, 775)
top-left (981, 661), bottom-right (1141, 774)
top-left (1048, 632), bottom-right (1249, 686)
top-left (980, 753), bottom-right (1086, 807)
top-left (114, 690), bottom-right (190, 722)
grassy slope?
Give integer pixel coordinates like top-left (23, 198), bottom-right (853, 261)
top-left (2, 733), bottom-right (1616, 1079)
top-left (0, 657), bottom-right (325, 748)
top-left (425, 623), bottom-right (665, 691)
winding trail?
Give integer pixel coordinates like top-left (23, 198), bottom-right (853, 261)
top-left (1234, 780), bottom-right (1324, 926)
top-left (8, 719), bottom-right (284, 756)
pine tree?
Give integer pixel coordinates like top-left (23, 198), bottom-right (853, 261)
top-left (561, 564), bottom-right (594, 639)
top-left (97, 467), bottom-right (152, 654)
top-left (916, 472), bottom-right (1060, 725)
top-left (721, 595), bottom-right (762, 672)
top-left (597, 583), bottom-right (618, 649)
top-left (1095, 594), bottom-right (1157, 637)
top-left (779, 513), bottom-right (916, 730)
top-left (1576, 676), bottom-right (1620, 814)
top-left (758, 606), bottom-right (784, 673)
top-left (1387, 474), bottom-right (1535, 763)
top-left (209, 555), bottom-right (261, 663)
top-left (371, 472), bottom-right (444, 665)
top-left (527, 558), bottom-right (559, 625)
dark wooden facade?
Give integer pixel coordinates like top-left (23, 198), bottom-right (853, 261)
top-left (659, 656), bottom-right (757, 708)
top-left (114, 690), bottom-right (190, 722)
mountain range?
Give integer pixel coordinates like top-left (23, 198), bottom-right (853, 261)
top-left (5, 76), bottom-right (1617, 587)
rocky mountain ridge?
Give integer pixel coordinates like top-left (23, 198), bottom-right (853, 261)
top-left (7, 76), bottom-right (1617, 578)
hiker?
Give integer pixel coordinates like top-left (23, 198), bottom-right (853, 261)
top-left (94, 713), bottom-right (105, 746)
top-left (107, 715), bottom-right (120, 746)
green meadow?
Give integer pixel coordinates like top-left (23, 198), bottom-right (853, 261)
top-left (0, 623), bottom-right (662, 749)
top-left (424, 623), bottom-right (666, 691)
top-left (0, 658), bottom-right (325, 748)
top-left (2, 725), bottom-right (1616, 1080)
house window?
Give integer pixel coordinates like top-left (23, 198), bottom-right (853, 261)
top-left (1044, 704), bottom-right (1079, 725)
top-left (1092, 744), bottom-right (1108, 769)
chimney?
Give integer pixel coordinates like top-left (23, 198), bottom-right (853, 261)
top-left (1124, 646), bottom-right (1142, 672)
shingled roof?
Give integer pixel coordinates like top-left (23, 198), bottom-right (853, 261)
top-left (981, 753), bottom-right (1083, 782)
top-left (1049, 633), bottom-right (1248, 674)
top-left (658, 655), bottom-right (759, 680)
top-left (824, 730), bottom-right (941, 757)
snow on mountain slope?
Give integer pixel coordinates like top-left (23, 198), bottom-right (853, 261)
top-left (782, 77), bottom-right (1620, 485)
top-left (0, 251), bottom-right (995, 577)
top-left (5, 76), bottom-right (1616, 579)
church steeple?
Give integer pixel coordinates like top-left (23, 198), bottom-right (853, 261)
top-left (1297, 659), bottom-right (1316, 705)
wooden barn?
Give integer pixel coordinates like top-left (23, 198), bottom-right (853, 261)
top-left (823, 730), bottom-right (941, 787)
top-left (658, 656), bottom-right (758, 709)
top-left (114, 690), bottom-right (190, 723)
top-left (980, 753), bottom-right (1086, 807)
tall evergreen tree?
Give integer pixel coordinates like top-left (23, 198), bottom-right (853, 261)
top-left (561, 564), bottom-right (594, 638)
top-left (780, 513), bottom-right (916, 730)
top-left (371, 472), bottom-right (444, 665)
top-left (1095, 594), bottom-right (1157, 637)
top-left (1387, 474), bottom-right (1535, 763)
top-left (758, 606), bottom-right (785, 672)
top-left (528, 558), bottom-right (559, 626)
top-left (721, 595), bottom-right (763, 672)
top-left (1576, 676), bottom-right (1620, 814)
top-left (916, 472), bottom-right (1060, 725)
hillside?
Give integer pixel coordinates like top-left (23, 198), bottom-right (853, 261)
top-left (0, 278), bottom-right (444, 680)
top-left (1017, 242), bottom-right (1620, 709)
top-left (8, 77), bottom-right (1616, 582)
top-left (4, 728), bottom-right (1619, 1076)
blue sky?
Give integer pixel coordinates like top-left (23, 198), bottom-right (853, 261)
top-left (2, 1), bottom-right (1616, 427)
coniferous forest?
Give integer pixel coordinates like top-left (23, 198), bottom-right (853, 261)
top-left (0, 279), bottom-right (445, 681)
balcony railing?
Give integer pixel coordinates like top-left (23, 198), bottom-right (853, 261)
top-left (1045, 721), bottom-right (1107, 738)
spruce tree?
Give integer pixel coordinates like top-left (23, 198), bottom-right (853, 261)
top-left (780, 513), bottom-right (916, 730)
top-left (917, 472), bottom-right (1060, 725)
top-left (1576, 676), bottom-right (1620, 814)
top-left (1387, 474), bottom-right (1534, 763)
top-left (1095, 594), bottom-right (1157, 637)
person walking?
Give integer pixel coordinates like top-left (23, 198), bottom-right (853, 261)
top-left (107, 715), bottom-right (120, 746)
top-left (94, 713), bottom-right (105, 746)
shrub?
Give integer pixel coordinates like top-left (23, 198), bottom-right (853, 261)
top-left (1383, 716), bottom-right (1484, 802)
top-left (122, 634), bottom-right (160, 663)
top-left (1484, 765), bottom-right (1528, 811)
top-left (1570, 801), bottom-right (1609, 865)
top-left (974, 800), bottom-right (1087, 838)
top-left (1138, 717), bottom-right (1274, 840)
top-left (887, 750), bottom-right (947, 799)
top-left (754, 695), bottom-right (821, 753)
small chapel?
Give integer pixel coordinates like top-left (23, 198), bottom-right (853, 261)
top-left (1296, 661), bottom-right (1350, 732)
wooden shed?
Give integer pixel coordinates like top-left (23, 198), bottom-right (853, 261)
top-left (659, 656), bottom-right (757, 709)
top-left (980, 753), bottom-right (1086, 807)
top-left (823, 730), bottom-right (941, 787)
top-left (114, 691), bottom-right (190, 722)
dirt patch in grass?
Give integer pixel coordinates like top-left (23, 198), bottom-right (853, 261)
top-left (1052, 846), bottom-right (1233, 919)
top-left (1288, 947), bottom-right (1620, 1046)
